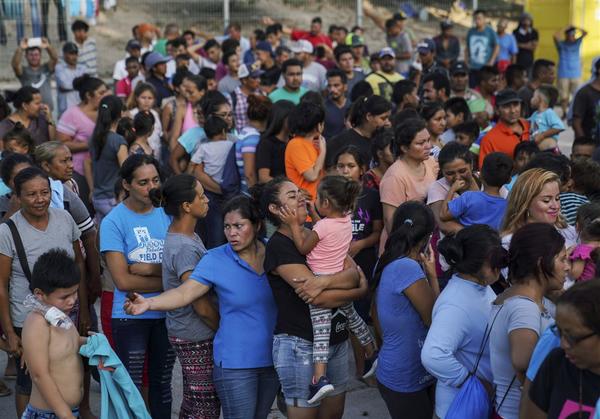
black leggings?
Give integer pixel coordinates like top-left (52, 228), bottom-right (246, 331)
top-left (377, 380), bottom-right (434, 419)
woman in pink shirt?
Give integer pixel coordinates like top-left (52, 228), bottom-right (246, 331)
top-left (57, 75), bottom-right (108, 175)
top-left (380, 118), bottom-right (439, 254)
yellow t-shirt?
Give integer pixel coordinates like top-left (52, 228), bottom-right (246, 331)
top-left (365, 71), bottom-right (404, 102)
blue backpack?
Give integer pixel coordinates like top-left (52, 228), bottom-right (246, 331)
top-left (445, 306), bottom-right (504, 419)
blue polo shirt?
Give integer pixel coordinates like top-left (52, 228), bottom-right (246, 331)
top-left (190, 243), bottom-right (277, 369)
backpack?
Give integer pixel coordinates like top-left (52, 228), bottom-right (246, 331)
top-left (445, 306), bottom-right (504, 419)
top-left (220, 143), bottom-right (241, 200)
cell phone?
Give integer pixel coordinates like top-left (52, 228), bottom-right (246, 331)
top-left (27, 37), bottom-right (42, 48)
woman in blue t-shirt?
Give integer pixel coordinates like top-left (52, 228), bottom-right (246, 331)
top-left (124, 193), bottom-right (279, 419)
top-left (100, 154), bottom-right (175, 419)
top-left (373, 201), bottom-right (440, 419)
top-left (89, 95), bottom-right (128, 223)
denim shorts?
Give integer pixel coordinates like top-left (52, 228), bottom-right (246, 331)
top-left (22, 405), bottom-right (79, 418)
top-left (272, 334), bottom-right (349, 408)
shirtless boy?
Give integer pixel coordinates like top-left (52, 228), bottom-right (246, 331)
top-left (21, 249), bottom-right (86, 419)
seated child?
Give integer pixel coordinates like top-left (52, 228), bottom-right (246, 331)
top-left (570, 203), bottom-right (600, 282)
top-left (21, 249), bottom-right (86, 419)
top-left (560, 158), bottom-right (600, 225)
top-left (529, 84), bottom-right (565, 152)
top-left (505, 141), bottom-right (539, 192)
top-left (280, 175), bottom-right (377, 404)
top-left (453, 121), bottom-right (480, 169)
top-left (440, 152), bottom-right (513, 230)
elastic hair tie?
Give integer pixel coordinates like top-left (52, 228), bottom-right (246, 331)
top-left (404, 219), bottom-right (413, 226)
top-left (101, 103), bottom-right (109, 109)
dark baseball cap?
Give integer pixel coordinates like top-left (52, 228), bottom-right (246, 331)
top-left (496, 89), bottom-right (522, 106)
top-left (256, 41), bottom-right (273, 55)
top-left (440, 20), bottom-right (453, 30)
top-left (126, 39), bottom-right (141, 51)
top-left (451, 61), bottom-right (469, 75)
top-left (417, 39), bottom-right (435, 54)
top-left (62, 41), bottom-right (78, 54)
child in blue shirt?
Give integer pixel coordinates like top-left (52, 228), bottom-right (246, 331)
top-left (529, 85), bottom-right (565, 152)
top-left (440, 152), bottom-right (513, 230)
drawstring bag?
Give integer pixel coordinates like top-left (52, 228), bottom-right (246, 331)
top-left (445, 306), bottom-right (504, 419)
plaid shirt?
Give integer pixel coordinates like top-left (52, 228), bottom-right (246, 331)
top-left (232, 87), bottom-right (262, 131)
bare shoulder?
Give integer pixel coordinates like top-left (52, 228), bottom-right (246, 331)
top-left (22, 312), bottom-right (50, 348)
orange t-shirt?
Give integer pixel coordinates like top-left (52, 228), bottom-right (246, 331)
top-left (478, 119), bottom-right (530, 168)
top-left (285, 136), bottom-right (323, 201)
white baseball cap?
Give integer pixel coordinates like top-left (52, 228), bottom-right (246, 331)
top-left (290, 39), bottom-right (314, 54)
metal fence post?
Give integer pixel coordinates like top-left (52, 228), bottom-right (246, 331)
top-left (356, 0), bottom-right (363, 27)
top-left (224, 0), bottom-right (230, 32)
top-left (473, 0), bottom-right (478, 11)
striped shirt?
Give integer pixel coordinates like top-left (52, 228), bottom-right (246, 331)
top-left (77, 38), bottom-right (98, 76)
top-left (560, 191), bottom-right (589, 226)
top-left (235, 126), bottom-right (260, 193)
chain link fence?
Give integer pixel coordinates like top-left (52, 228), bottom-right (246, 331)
top-left (0, 0), bottom-right (523, 82)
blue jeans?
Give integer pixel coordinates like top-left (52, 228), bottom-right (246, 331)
top-left (213, 365), bottom-right (279, 419)
top-left (272, 334), bottom-right (349, 408)
top-left (112, 318), bottom-right (176, 419)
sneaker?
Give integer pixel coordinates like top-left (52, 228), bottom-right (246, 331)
top-left (362, 353), bottom-right (378, 379)
top-left (307, 376), bottom-right (335, 404)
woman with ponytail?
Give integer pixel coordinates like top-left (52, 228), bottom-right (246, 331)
top-left (327, 95), bottom-right (392, 168)
top-left (149, 174), bottom-right (220, 418)
top-left (421, 225), bottom-right (508, 418)
top-left (88, 94), bottom-right (128, 222)
top-left (99, 154), bottom-right (176, 418)
top-left (373, 201), bottom-right (439, 419)
top-left (125, 191), bottom-right (279, 419)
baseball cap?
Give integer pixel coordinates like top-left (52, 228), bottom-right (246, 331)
top-left (62, 41), bottom-right (78, 54)
top-left (256, 41), bottom-right (273, 55)
top-left (238, 63), bottom-right (264, 79)
top-left (495, 89), bottom-right (522, 106)
top-left (290, 40), bottom-right (314, 54)
top-left (379, 47), bottom-right (396, 59)
top-left (126, 39), bottom-right (141, 51)
top-left (393, 11), bottom-right (407, 20)
top-left (417, 39), bottom-right (435, 54)
top-left (451, 61), bottom-right (469, 75)
top-left (440, 20), bottom-right (454, 30)
top-left (144, 52), bottom-right (169, 71)
top-left (346, 33), bottom-right (365, 47)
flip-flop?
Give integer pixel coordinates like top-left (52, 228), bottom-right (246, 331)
top-left (0, 381), bottom-right (12, 397)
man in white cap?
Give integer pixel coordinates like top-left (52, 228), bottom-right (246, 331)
top-left (365, 47), bottom-right (403, 101)
top-left (232, 64), bottom-right (264, 131)
top-left (290, 39), bottom-right (326, 92)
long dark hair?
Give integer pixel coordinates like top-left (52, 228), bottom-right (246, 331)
top-left (261, 100), bottom-right (294, 142)
top-left (149, 173), bottom-right (197, 217)
top-left (91, 95), bottom-right (124, 160)
top-left (349, 95), bottom-right (392, 128)
top-left (372, 201), bottom-right (435, 290)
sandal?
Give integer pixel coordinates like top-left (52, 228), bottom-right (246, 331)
top-left (0, 380), bottom-right (12, 397)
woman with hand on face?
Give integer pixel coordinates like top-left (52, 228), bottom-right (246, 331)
top-left (100, 154), bottom-right (175, 419)
top-left (489, 222), bottom-right (570, 419)
top-left (124, 191), bottom-right (279, 419)
top-left (373, 201), bottom-right (439, 419)
top-left (0, 86), bottom-right (53, 146)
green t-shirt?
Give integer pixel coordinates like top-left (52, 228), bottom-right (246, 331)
top-left (154, 39), bottom-right (168, 56)
top-left (268, 86), bottom-right (308, 105)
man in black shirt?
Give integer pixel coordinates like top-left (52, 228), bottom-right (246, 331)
top-left (513, 13), bottom-right (539, 74)
top-left (572, 59), bottom-right (600, 139)
top-left (144, 52), bottom-right (173, 107)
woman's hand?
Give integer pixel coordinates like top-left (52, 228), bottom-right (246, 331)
top-left (278, 205), bottom-right (299, 227)
top-left (293, 277), bottom-right (329, 303)
top-left (123, 292), bottom-right (151, 316)
top-left (450, 178), bottom-right (467, 194)
top-left (6, 332), bottom-right (21, 357)
top-left (348, 240), bottom-right (364, 258)
top-left (419, 243), bottom-right (436, 278)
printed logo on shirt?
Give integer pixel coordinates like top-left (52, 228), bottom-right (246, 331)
top-left (469, 34), bottom-right (490, 66)
top-left (128, 226), bottom-right (164, 263)
top-left (352, 208), bottom-right (371, 235)
top-left (557, 399), bottom-right (594, 418)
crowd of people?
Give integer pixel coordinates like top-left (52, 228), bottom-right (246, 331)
top-left (0, 3), bottom-right (599, 419)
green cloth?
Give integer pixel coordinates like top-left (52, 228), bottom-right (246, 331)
top-left (268, 86), bottom-right (308, 104)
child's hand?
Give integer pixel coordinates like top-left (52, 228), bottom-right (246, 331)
top-left (450, 178), bottom-right (466, 193)
top-left (293, 276), bottom-right (328, 303)
top-left (123, 292), bottom-right (151, 315)
top-left (278, 205), bottom-right (298, 226)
